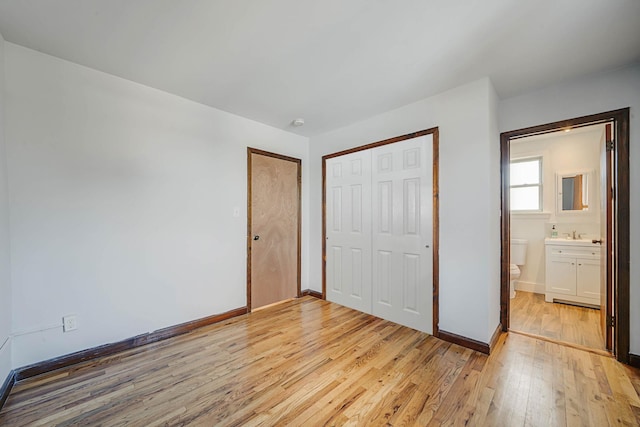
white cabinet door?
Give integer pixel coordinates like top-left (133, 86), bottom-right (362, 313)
top-left (371, 135), bottom-right (432, 333)
top-left (325, 151), bottom-right (373, 314)
top-left (547, 256), bottom-right (576, 296)
top-left (577, 258), bottom-right (600, 299)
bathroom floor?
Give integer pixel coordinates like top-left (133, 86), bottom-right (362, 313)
top-left (510, 291), bottom-right (606, 351)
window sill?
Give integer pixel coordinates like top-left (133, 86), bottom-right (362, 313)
top-left (510, 211), bottom-right (552, 220)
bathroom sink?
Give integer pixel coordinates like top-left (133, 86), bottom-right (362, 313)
top-left (544, 237), bottom-right (600, 247)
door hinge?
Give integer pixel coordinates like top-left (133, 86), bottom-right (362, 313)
top-left (606, 140), bottom-right (615, 151)
top-left (607, 315), bottom-right (615, 328)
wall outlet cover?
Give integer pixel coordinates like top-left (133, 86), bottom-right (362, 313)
top-left (63, 315), bottom-right (78, 332)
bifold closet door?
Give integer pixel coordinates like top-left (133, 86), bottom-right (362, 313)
top-left (371, 135), bottom-right (432, 333)
top-left (325, 150), bottom-right (373, 313)
top-left (325, 134), bottom-right (433, 334)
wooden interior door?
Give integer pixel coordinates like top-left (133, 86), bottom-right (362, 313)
top-left (599, 123), bottom-right (614, 351)
top-left (248, 148), bottom-right (301, 310)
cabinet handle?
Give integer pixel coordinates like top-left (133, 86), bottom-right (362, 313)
top-left (558, 250), bottom-right (562, 253)
top-left (578, 263), bottom-right (582, 266)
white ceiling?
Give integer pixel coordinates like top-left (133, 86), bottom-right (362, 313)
top-left (0, 1), bottom-right (639, 137)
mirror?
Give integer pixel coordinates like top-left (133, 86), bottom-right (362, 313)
top-left (558, 172), bottom-right (590, 212)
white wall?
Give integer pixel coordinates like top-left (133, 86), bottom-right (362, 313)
top-left (0, 32), bottom-right (13, 381)
top-left (487, 81), bottom-right (501, 341)
top-left (309, 78), bottom-right (501, 343)
top-left (5, 43), bottom-right (310, 367)
top-left (511, 128), bottom-right (603, 292)
top-left (499, 62), bottom-right (640, 354)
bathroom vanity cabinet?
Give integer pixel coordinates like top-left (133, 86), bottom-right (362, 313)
top-left (544, 238), bottom-right (601, 307)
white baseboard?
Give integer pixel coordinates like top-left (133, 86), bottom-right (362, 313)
top-left (515, 281), bottom-right (545, 295)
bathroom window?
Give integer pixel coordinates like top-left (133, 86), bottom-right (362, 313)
top-left (510, 157), bottom-right (542, 211)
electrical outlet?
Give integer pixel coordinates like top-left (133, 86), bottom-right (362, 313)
top-left (63, 315), bottom-right (78, 332)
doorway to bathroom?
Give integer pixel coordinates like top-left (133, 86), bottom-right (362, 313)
top-left (500, 108), bottom-right (630, 364)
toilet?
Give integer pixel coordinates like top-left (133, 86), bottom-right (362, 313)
top-left (510, 239), bottom-right (528, 299)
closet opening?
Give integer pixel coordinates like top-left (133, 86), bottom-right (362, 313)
top-left (321, 128), bottom-right (440, 335)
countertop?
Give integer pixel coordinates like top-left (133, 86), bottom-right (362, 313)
top-left (544, 237), bottom-right (601, 247)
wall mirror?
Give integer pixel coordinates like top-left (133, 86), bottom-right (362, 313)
top-left (557, 171), bottom-right (591, 213)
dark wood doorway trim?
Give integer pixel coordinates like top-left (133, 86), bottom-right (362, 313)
top-left (247, 148), bottom-right (302, 312)
top-left (321, 128), bottom-right (440, 335)
top-left (500, 108), bottom-right (630, 364)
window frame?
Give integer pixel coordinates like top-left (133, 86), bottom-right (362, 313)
top-left (509, 156), bottom-right (543, 213)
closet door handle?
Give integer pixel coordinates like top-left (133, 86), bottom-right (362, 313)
top-left (253, 235), bottom-right (260, 241)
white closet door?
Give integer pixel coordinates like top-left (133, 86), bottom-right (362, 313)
top-left (371, 135), bottom-right (433, 333)
top-left (325, 150), bottom-right (373, 314)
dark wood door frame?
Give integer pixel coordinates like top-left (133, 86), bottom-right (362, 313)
top-left (601, 123), bottom-right (614, 351)
top-left (500, 108), bottom-right (630, 364)
top-left (321, 128), bottom-right (440, 335)
top-left (247, 148), bottom-right (302, 312)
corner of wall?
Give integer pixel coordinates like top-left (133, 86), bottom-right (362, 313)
top-left (3, 43), bottom-right (314, 367)
top-left (487, 77), bottom-right (502, 339)
top-left (0, 30), bottom-right (14, 382)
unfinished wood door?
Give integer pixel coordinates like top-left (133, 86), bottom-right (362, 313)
top-left (248, 148), bottom-right (301, 310)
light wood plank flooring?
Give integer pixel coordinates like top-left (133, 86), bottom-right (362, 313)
top-left (1, 296), bottom-right (638, 426)
top-left (510, 290), bottom-right (605, 351)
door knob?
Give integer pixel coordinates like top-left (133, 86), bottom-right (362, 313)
top-left (253, 235), bottom-right (260, 241)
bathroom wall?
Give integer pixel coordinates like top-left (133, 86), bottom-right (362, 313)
top-left (510, 127), bottom-right (603, 293)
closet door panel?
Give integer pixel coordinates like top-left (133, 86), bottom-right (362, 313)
top-left (371, 135), bottom-right (433, 333)
top-left (325, 151), bottom-right (373, 313)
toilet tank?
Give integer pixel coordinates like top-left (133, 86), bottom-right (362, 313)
top-left (510, 239), bottom-right (528, 265)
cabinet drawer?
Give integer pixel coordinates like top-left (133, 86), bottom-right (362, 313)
top-left (548, 246), bottom-right (600, 259)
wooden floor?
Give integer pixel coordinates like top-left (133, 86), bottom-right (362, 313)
top-left (510, 291), bottom-right (605, 351)
top-left (1, 297), bottom-right (639, 426)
